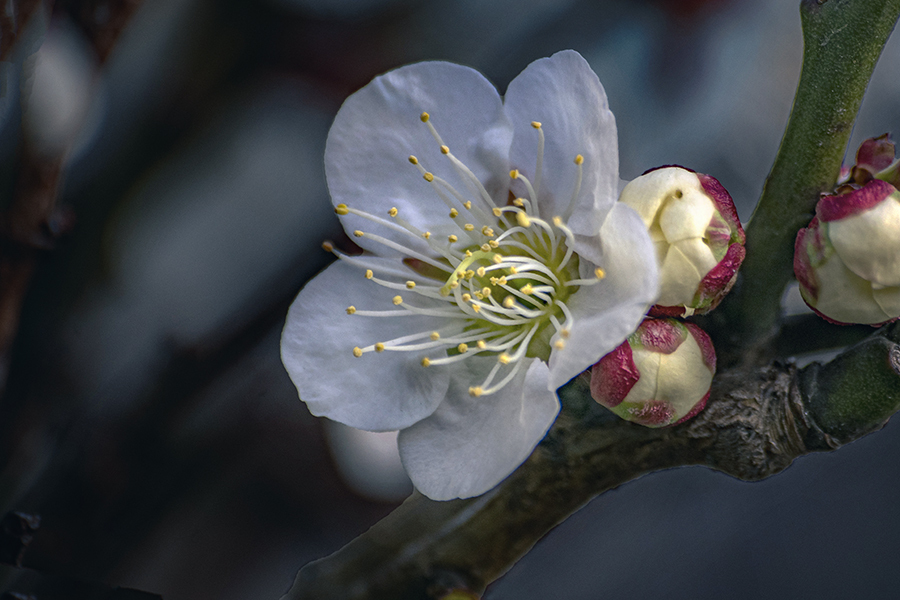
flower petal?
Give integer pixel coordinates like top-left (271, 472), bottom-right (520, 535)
top-left (548, 203), bottom-right (658, 389)
top-left (828, 193), bottom-right (900, 287)
top-left (504, 50), bottom-right (618, 236)
top-left (325, 61), bottom-right (513, 256)
top-left (397, 358), bottom-right (559, 500)
top-left (281, 258), bottom-right (451, 431)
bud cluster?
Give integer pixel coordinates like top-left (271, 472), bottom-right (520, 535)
top-left (589, 166), bottom-right (745, 427)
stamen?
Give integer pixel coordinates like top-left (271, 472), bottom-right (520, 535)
top-left (510, 170), bottom-right (540, 218)
top-left (562, 154), bottom-right (585, 221)
top-left (532, 121), bottom-right (544, 200)
top-left (356, 230), bottom-right (452, 272)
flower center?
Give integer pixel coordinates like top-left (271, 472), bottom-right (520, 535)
top-left (330, 114), bottom-right (604, 396)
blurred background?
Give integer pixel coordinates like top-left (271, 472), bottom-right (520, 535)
top-left (1, 0), bottom-right (900, 598)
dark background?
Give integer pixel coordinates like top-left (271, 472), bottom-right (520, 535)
top-left (2, 0), bottom-right (900, 598)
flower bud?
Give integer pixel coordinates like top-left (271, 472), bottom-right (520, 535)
top-left (590, 318), bottom-right (716, 427)
top-left (845, 134), bottom-right (900, 187)
top-left (794, 180), bottom-right (900, 325)
top-left (618, 166), bottom-right (745, 317)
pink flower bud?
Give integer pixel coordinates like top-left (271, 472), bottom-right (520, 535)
top-left (794, 180), bottom-right (900, 325)
top-left (590, 318), bottom-right (716, 427)
top-left (618, 166), bottom-right (745, 317)
top-left (846, 134), bottom-right (900, 187)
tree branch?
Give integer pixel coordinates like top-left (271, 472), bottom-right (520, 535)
top-left (282, 322), bottom-right (900, 600)
top-left (716, 0), bottom-right (900, 359)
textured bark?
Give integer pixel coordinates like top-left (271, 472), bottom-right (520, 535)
top-left (284, 324), bottom-right (900, 600)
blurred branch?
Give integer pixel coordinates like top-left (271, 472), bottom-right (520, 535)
top-left (716, 0), bottom-right (900, 361)
top-left (0, 0), bottom-right (143, 393)
top-left (57, 0), bottom-right (143, 62)
top-left (284, 323), bottom-right (900, 600)
top-left (0, 1), bottom-right (43, 61)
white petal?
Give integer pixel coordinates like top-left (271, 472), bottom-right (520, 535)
top-left (548, 203), bottom-right (659, 389)
top-left (281, 258), bottom-right (451, 431)
top-left (326, 61), bottom-right (513, 256)
top-left (397, 358), bottom-right (559, 500)
top-left (656, 334), bottom-right (714, 415)
top-left (873, 286), bottom-right (900, 319)
top-left (623, 350), bottom-right (660, 401)
top-left (828, 196), bottom-right (900, 287)
top-left (657, 244), bottom-right (703, 307)
top-left (504, 50), bottom-right (618, 236)
top-left (658, 188), bottom-right (715, 242)
top-left (814, 253), bottom-right (892, 324)
top-left (657, 238), bottom-right (716, 307)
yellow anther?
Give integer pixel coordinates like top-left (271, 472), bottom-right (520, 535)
top-left (406, 281), bottom-right (416, 289)
top-left (521, 284), bottom-right (533, 295)
top-left (392, 295), bottom-right (403, 305)
top-left (375, 343), bottom-right (385, 352)
top-left (552, 216), bottom-right (563, 226)
top-left (497, 276), bottom-right (507, 285)
top-left (430, 331), bottom-right (441, 341)
top-left (463, 201), bottom-right (472, 210)
top-left (346, 306), bottom-right (356, 315)
top-left (509, 266), bottom-right (518, 274)
top-left (492, 207), bottom-right (502, 217)
top-left (465, 270), bottom-right (475, 279)
top-left (480, 243), bottom-right (491, 252)
top-left (475, 291), bottom-right (484, 300)
top-left (421, 357), bottom-right (431, 367)
top-left (493, 254), bottom-right (503, 264)
top-left (503, 296), bottom-right (516, 308)
top-left (560, 329), bottom-right (571, 339)
top-left (472, 304), bottom-right (481, 313)
top-left (477, 340), bottom-right (486, 349)
top-left (465, 250), bottom-right (473, 257)
top-left (388, 207), bottom-right (398, 217)
top-left (482, 226), bottom-right (495, 237)
top-left (554, 340), bottom-right (566, 350)
top-left (321, 241), bottom-right (334, 252)
top-left (424, 172), bottom-right (434, 182)
top-left (354, 230), bottom-right (364, 237)
top-left (476, 267), bottom-right (486, 277)
top-left (448, 234), bottom-right (458, 243)
top-left (499, 353), bottom-right (511, 365)
top-left (510, 169), bottom-right (519, 179)
top-left (450, 281), bottom-right (459, 289)
top-left (531, 121), bottom-right (542, 129)
top-left (575, 154), bottom-right (584, 165)
top-left (516, 212), bottom-right (531, 227)
top-left (481, 287), bottom-right (491, 297)
top-left (422, 231), bottom-right (431, 239)
top-left (449, 208), bottom-right (459, 218)
top-left (513, 198), bottom-right (525, 207)
top-left (440, 145), bottom-right (450, 154)
top-left (488, 240), bottom-right (499, 248)
top-left (469, 386), bottom-right (483, 397)
top-left (462, 293), bottom-right (472, 302)
top-left (458, 343), bottom-right (469, 353)
top-left (420, 112), bottom-right (430, 122)
top-left (352, 347), bottom-right (363, 358)
top-left (409, 155), bottom-right (419, 164)
top-left (365, 270), bottom-right (374, 279)
top-left (595, 268), bottom-right (606, 279)
top-left (464, 223), bottom-right (475, 231)
top-left (334, 204), bottom-right (349, 215)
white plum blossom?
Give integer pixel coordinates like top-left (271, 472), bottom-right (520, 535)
top-left (281, 50), bottom-right (659, 501)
